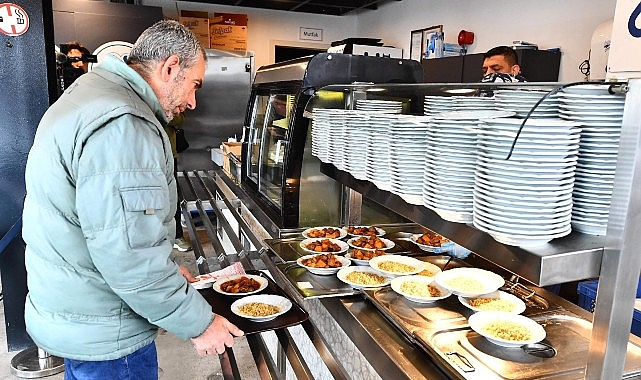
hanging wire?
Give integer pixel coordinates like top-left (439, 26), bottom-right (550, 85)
top-left (504, 81), bottom-right (629, 160)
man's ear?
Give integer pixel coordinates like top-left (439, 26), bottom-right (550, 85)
top-left (511, 64), bottom-right (521, 76)
top-left (160, 55), bottom-right (181, 82)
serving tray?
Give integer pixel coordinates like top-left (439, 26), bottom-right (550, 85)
top-left (199, 270), bottom-right (308, 335)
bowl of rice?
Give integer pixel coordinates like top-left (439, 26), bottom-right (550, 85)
top-left (468, 311), bottom-right (546, 347)
top-left (337, 266), bottom-right (393, 289)
top-left (369, 255), bottom-right (425, 277)
top-left (458, 290), bottom-right (526, 314)
top-left (391, 275), bottom-right (452, 303)
top-left (231, 294), bottom-right (292, 322)
top-left (434, 267), bottom-right (505, 298)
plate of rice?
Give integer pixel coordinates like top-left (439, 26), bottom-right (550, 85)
top-left (458, 291), bottom-right (526, 314)
top-left (231, 294), bottom-right (292, 322)
top-left (369, 255), bottom-right (425, 277)
top-left (391, 275), bottom-right (452, 303)
top-left (337, 266), bottom-right (393, 289)
top-left (434, 267), bottom-right (505, 297)
top-left (468, 311), bottom-right (546, 347)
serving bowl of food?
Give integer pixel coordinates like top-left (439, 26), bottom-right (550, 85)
top-left (342, 225), bottom-right (386, 237)
top-left (231, 294), bottom-right (292, 322)
top-left (336, 266), bottom-right (393, 289)
top-left (213, 274), bottom-right (268, 296)
top-left (390, 275), bottom-right (452, 303)
top-left (299, 238), bottom-right (349, 254)
top-left (296, 253), bottom-right (351, 275)
top-left (301, 226), bottom-right (346, 239)
top-left (344, 249), bottom-right (388, 266)
top-left (369, 255), bottom-right (425, 277)
top-left (347, 236), bottom-right (395, 251)
top-left (458, 290), bottom-right (526, 314)
top-left (410, 232), bottom-right (454, 253)
top-left (468, 311), bottom-right (546, 348)
top-left (434, 267), bottom-right (505, 298)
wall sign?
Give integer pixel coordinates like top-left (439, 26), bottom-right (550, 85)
top-left (0, 3), bottom-right (29, 36)
top-left (299, 27), bottom-right (323, 41)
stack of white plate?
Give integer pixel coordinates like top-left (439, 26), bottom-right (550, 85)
top-left (389, 115), bottom-right (431, 205)
top-left (355, 99), bottom-right (403, 114)
top-left (423, 110), bottom-right (514, 223)
top-left (559, 85), bottom-right (625, 235)
top-left (325, 109), bottom-right (351, 171)
top-left (342, 111), bottom-right (370, 180)
top-left (494, 89), bottom-right (559, 118)
top-left (474, 118), bottom-right (581, 246)
top-left (365, 113), bottom-right (398, 191)
top-left (424, 96), bottom-right (455, 116)
top-left (451, 96), bottom-right (497, 112)
top-left (311, 108), bottom-right (338, 163)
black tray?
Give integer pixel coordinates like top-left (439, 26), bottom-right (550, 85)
top-left (199, 270), bottom-right (308, 335)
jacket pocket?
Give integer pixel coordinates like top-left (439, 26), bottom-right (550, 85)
top-left (120, 187), bottom-right (167, 249)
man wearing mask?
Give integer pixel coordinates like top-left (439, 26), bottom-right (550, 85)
top-left (481, 45), bottom-right (527, 82)
top-left (23, 20), bottom-right (243, 379)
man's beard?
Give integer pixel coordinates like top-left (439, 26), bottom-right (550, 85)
top-left (162, 71), bottom-right (185, 121)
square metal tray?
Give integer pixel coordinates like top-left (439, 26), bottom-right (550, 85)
top-left (199, 270), bottom-right (309, 335)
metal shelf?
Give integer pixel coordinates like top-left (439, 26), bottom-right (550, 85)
top-left (320, 162), bottom-right (604, 286)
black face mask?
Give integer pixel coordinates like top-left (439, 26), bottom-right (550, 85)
top-left (481, 73), bottom-right (517, 83)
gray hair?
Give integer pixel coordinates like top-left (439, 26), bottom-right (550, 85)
top-left (127, 19), bottom-right (206, 76)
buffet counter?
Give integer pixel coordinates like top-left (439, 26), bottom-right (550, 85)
top-left (177, 168), bottom-right (641, 380)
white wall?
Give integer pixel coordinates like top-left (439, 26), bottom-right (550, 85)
top-left (140, 0), bottom-right (358, 68)
top-left (354, 0), bottom-right (617, 82)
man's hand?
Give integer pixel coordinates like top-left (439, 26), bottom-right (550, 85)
top-left (178, 265), bottom-right (197, 283)
top-left (191, 315), bottom-right (244, 356)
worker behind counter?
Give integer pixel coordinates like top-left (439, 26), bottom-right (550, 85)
top-left (481, 45), bottom-right (527, 83)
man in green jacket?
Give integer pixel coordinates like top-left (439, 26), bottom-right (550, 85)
top-left (23, 20), bottom-right (243, 379)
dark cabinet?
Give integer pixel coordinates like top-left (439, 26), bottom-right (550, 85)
top-left (423, 49), bottom-right (561, 83)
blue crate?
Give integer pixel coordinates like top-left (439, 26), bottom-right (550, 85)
top-left (577, 279), bottom-right (641, 337)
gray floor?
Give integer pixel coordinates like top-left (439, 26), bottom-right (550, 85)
top-left (0, 237), bottom-right (259, 380)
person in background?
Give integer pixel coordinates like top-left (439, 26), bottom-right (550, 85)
top-left (65, 41), bottom-right (91, 73)
top-left (23, 20), bottom-right (243, 379)
top-left (481, 45), bottom-right (527, 82)
top-left (164, 112), bottom-right (192, 252)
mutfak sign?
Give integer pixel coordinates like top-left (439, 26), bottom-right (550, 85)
top-left (300, 27), bottom-right (322, 41)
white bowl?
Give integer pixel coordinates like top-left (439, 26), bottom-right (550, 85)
top-left (213, 274), bottom-right (268, 296)
top-left (341, 226), bottom-right (386, 237)
top-left (231, 294), bottom-right (292, 322)
top-left (458, 290), bottom-right (526, 314)
top-left (336, 266), bottom-right (393, 289)
top-left (369, 255), bottom-right (425, 276)
top-left (301, 226), bottom-right (347, 239)
top-left (344, 249), bottom-right (389, 266)
top-left (391, 275), bottom-right (452, 303)
top-left (299, 238), bottom-right (349, 255)
top-left (296, 254), bottom-right (351, 275)
top-left (410, 233), bottom-right (455, 253)
top-left (346, 236), bottom-right (395, 251)
top-left (190, 273), bottom-right (217, 289)
top-left (468, 311), bottom-right (546, 347)
top-left (434, 267), bottom-right (505, 297)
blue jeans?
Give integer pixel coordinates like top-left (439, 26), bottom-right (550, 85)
top-left (64, 341), bottom-right (158, 380)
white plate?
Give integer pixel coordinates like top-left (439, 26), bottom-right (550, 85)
top-left (341, 226), bottom-right (386, 237)
top-left (299, 238), bottom-right (349, 255)
top-left (296, 254), bottom-right (351, 275)
top-left (336, 266), bottom-right (393, 288)
top-left (212, 274), bottom-right (268, 296)
top-left (391, 275), bottom-right (452, 303)
top-left (344, 249), bottom-right (389, 266)
top-left (458, 291), bottom-right (526, 314)
top-left (468, 311), bottom-right (546, 347)
top-left (190, 272), bottom-right (219, 289)
top-left (369, 255), bottom-right (426, 276)
top-left (302, 226), bottom-right (347, 239)
top-left (230, 294), bottom-right (292, 322)
top-left (434, 268), bottom-right (505, 297)
top-left (346, 236), bottom-right (395, 251)
top-left (409, 233), bottom-right (455, 253)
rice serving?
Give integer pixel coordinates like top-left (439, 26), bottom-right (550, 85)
top-left (238, 302), bottom-right (281, 317)
top-left (469, 298), bottom-right (516, 312)
top-left (400, 281), bottom-right (441, 297)
top-left (377, 261), bottom-right (416, 273)
top-left (445, 276), bottom-right (485, 292)
top-left (345, 271), bottom-right (386, 285)
top-left (482, 320), bottom-right (531, 341)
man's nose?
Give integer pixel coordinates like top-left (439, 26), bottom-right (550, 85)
top-left (186, 93), bottom-right (197, 110)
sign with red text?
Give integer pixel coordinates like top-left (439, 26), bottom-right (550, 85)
top-left (0, 3), bottom-right (29, 36)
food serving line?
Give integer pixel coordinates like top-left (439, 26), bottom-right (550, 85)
top-left (175, 168), bottom-right (641, 380)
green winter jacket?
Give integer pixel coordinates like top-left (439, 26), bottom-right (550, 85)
top-left (22, 55), bottom-right (213, 361)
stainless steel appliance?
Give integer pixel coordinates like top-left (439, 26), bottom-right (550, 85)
top-left (240, 53), bottom-right (423, 228)
top-left (180, 49), bottom-right (254, 170)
